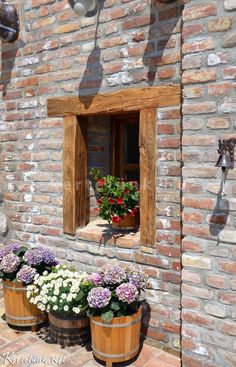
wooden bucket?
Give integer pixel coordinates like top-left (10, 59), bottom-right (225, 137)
top-left (90, 307), bottom-right (142, 366)
top-left (2, 280), bottom-right (47, 328)
top-left (49, 311), bottom-right (90, 347)
top-left (112, 213), bottom-right (139, 231)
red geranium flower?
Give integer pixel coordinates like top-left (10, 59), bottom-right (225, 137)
top-left (116, 197), bottom-right (123, 204)
top-left (123, 188), bottom-right (130, 195)
top-left (97, 179), bottom-right (106, 187)
top-left (109, 197), bottom-right (115, 204)
top-left (97, 198), bottom-right (103, 204)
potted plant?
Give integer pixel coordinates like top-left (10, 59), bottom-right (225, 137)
top-left (0, 243), bottom-right (58, 330)
top-left (90, 168), bottom-right (139, 230)
top-left (79, 262), bottom-right (148, 367)
top-left (27, 264), bottom-right (90, 346)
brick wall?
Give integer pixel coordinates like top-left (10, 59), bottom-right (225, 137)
top-left (0, 0), bottom-right (182, 355)
top-left (182, 1), bottom-right (236, 366)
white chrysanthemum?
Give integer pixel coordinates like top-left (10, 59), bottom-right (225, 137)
top-left (42, 296), bottom-right (47, 304)
top-left (64, 305), bottom-right (69, 311)
top-left (61, 293), bottom-right (67, 300)
top-left (72, 307), bottom-right (81, 314)
top-left (52, 296), bottom-right (57, 302)
top-left (67, 294), bottom-right (73, 302)
top-left (53, 305), bottom-right (58, 311)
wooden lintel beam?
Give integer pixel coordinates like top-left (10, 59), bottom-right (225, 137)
top-left (47, 84), bottom-right (181, 117)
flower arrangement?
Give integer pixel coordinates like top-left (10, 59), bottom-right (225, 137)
top-left (0, 243), bottom-right (58, 285)
top-left (79, 262), bottom-right (148, 322)
top-left (27, 265), bottom-right (88, 315)
top-left (90, 168), bottom-right (139, 224)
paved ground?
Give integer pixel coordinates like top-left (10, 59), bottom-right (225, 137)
top-left (0, 298), bottom-right (180, 367)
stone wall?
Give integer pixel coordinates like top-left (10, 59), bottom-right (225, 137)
top-left (182, 1), bottom-right (236, 366)
top-left (2, 0), bottom-right (236, 364)
top-left (0, 0), bottom-right (182, 355)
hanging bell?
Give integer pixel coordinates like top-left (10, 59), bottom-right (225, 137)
top-left (215, 154), bottom-right (232, 169)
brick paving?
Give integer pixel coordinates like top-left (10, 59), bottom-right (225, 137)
top-left (0, 298), bottom-right (180, 367)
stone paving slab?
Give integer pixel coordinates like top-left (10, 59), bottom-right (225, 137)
top-left (0, 297), bottom-right (180, 367)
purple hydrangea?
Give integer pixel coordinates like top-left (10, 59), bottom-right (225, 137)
top-left (0, 243), bottom-right (22, 262)
top-left (24, 247), bottom-right (58, 266)
top-left (125, 265), bottom-right (148, 289)
top-left (8, 243), bottom-right (22, 253)
top-left (115, 283), bottom-right (139, 304)
top-left (0, 253), bottom-right (20, 273)
top-left (0, 247), bottom-right (10, 262)
top-left (99, 264), bottom-right (126, 285)
top-left (40, 247), bottom-right (58, 265)
top-left (24, 248), bottom-right (44, 266)
top-left (16, 265), bottom-right (37, 284)
top-left (87, 287), bottom-right (111, 309)
top-left (87, 273), bottom-right (103, 286)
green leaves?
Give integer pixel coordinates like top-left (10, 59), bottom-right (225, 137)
top-left (90, 168), bottom-right (139, 222)
top-left (110, 301), bottom-right (120, 311)
top-left (101, 310), bottom-right (114, 322)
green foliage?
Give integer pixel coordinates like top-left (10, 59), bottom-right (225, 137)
top-left (90, 169), bottom-right (139, 223)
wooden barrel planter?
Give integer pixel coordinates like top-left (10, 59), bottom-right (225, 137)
top-left (49, 311), bottom-right (90, 347)
top-left (112, 213), bottom-right (139, 231)
top-left (90, 306), bottom-right (142, 367)
top-left (2, 280), bottom-right (47, 330)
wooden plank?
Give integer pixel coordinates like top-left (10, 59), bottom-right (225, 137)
top-left (63, 116), bottom-right (87, 234)
top-left (139, 109), bottom-right (157, 246)
top-left (77, 116), bottom-right (87, 227)
top-left (47, 85), bottom-right (180, 117)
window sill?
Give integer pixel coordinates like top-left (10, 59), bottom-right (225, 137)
top-left (76, 218), bottom-right (140, 249)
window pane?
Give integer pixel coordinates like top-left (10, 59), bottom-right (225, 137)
top-left (125, 124), bottom-right (139, 164)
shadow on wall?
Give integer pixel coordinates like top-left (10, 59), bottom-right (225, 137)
top-left (78, 1), bottom-right (105, 109)
top-left (209, 181), bottom-right (229, 240)
top-left (77, 0), bottom-right (184, 107)
top-left (0, 40), bottom-right (25, 97)
top-left (143, 0), bottom-right (184, 86)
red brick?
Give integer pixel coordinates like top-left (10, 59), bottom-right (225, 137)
top-left (183, 69), bottom-right (217, 84)
top-left (208, 82), bottom-right (236, 95)
top-left (218, 321), bottom-right (236, 336)
top-left (182, 239), bottom-right (203, 253)
top-left (182, 310), bottom-right (214, 329)
top-left (218, 292), bottom-right (236, 305)
top-left (207, 117), bottom-right (230, 129)
top-left (183, 102), bottom-right (217, 114)
top-left (182, 197), bottom-right (215, 210)
top-left (182, 212), bottom-right (203, 224)
top-left (162, 271), bottom-right (181, 284)
top-left (183, 39), bottom-right (214, 54)
top-left (122, 16), bottom-right (153, 30)
top-left (162, 321), bottom-right (180, 334)
top-left (183, 3), bottom-right (218, 21)
top-left (218, 261), bottom-right (236, 274)
top-left (182, 296), bottom-right (202, 310)
top-left (206, 275), bottom-right (228, 289)
top-left (182, 23), bottom-right (204, 38)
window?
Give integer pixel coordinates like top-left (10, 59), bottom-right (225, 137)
top-left (47, 85), bottom-right (181, 245)
top-left (111, 114), bottom-right (140, 182)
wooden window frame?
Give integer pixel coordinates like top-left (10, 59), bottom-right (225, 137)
top-left (47, 85), bottom-right (180, 246)
top-left (110, 114), bottom-right (140, 180)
